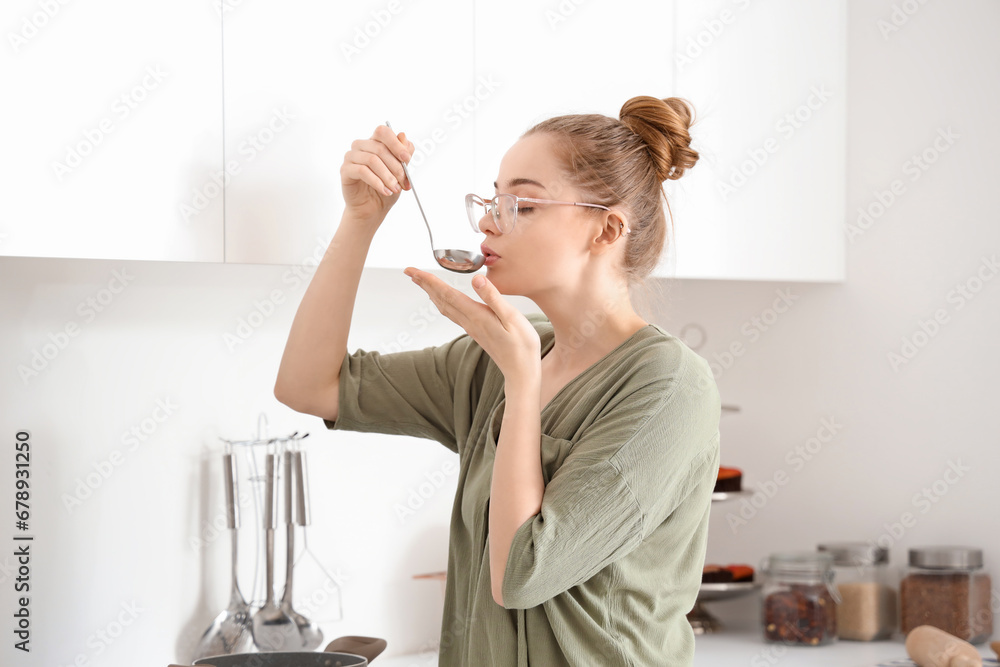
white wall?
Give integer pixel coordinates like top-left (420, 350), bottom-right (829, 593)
top-left (1, 1), bottom-right (998, 665)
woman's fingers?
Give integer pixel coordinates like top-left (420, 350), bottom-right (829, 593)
top-left (373, 124), bottom-right (411, 163)
top-left (373, 125), bottom-right (414, 189)
top-left (341, 127), bottom-right (415, 198)
top-left (470, 275), bottom-right (512, 326)
top-left (346, 142), bottom-right (402, 194)
top-left (405, 269), bottom-right (484, 330)
top-left (340, 160), bottom-right (394, 198)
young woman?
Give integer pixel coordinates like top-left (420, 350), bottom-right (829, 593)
top-left (274, 96), bottom-right (721, 666)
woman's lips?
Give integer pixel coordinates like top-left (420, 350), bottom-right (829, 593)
top-left (481, 244), bottom-right (500, 258)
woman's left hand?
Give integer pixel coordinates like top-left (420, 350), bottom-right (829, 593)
top-left (403, 267), bottom-right (541, 383)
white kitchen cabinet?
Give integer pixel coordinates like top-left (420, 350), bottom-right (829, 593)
top-left (2, 0), bottom-right (845, 282)
top-left (471, 0), bottom-right (677, 200)
top-left (220, 0), bottom-right (477, 269)
top-left (0, 0), bottom-right (224, 262)
top-left (664, 0), bottom-right (846, 281)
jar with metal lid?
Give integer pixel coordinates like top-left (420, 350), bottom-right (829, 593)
top-left (817, 542), bottom-right (897, 641)
top-left (761, 551), bottom-right (841, 646)
top-left (900, 546), bottom-right (993, 643)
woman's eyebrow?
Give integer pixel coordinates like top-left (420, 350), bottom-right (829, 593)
top-left (494, 178), bottom-right (548, 192)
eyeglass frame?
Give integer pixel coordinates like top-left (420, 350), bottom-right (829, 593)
top-left (465, 193), bottom-right (630, 236)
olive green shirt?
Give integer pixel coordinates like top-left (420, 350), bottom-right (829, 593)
top-left (324, 313), bottom-right (721, 666)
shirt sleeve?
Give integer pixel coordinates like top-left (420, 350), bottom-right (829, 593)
top-left (322, 329), bottom-right (486, 454)
top-left (499, 350), bottom-right (721, 609)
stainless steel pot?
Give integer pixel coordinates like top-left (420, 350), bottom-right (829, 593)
top-left (177, 635), bottom-right (387, 667)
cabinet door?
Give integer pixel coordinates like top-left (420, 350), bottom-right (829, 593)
top-left (472, 0), bottom-right (676, 201)
top-left (222, 0), bottom-right (476, 269)
top-left (664, 0), bottom-right (846, 281)
top-left (0, 0), bottom-right (223, 262)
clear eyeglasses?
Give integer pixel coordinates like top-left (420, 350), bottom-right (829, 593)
top-left (465, 193), bottom-right (617, 235)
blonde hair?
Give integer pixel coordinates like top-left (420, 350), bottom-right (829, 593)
top-left (522, 96), bottom-right (699, 317)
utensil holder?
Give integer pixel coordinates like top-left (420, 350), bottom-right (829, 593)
top-left (218, 416), bottom-right (344, 644)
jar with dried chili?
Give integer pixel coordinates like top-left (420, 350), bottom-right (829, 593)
top-left (761, 551), bottom-right (841, 646)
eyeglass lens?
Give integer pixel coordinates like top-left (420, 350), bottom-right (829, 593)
top-left (466, 194), bottom-right (518, 234)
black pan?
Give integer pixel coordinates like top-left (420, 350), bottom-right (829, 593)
top-left (174, 635), bottom-right (387, 667)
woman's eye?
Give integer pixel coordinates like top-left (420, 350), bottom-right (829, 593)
top-left (518, 207), bottom-right (534, 214)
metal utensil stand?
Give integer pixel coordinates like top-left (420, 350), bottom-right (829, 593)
top-left (687, 404), bottom-right (760, 635)
top-left (687, 487), bottom-right (761, 635)
top-left (217, 414), bottom-right (343, 654)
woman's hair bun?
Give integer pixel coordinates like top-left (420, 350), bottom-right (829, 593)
top-left (619, 96), bottom-right (699, 181)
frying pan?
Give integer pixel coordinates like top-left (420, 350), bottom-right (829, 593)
top-left (172, 635), bottom-right (387, 667)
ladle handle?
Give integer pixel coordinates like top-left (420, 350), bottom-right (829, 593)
top-left (223, 452), bottom-right (238, 530)
top-left (385, 121), bottom-right (434, 249)
top-left (283, 450), bottom-right (293, 526)
top-left (294, 451), bottom-right (311, 527)
top-left (263, 453), bottom-right (277, 530)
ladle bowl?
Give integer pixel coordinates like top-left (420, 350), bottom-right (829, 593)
top-left (433, 248), bottom-right (484, 273)
top-left (193, 453), bottom-right (255, 659)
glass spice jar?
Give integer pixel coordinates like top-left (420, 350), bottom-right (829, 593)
top-left (761, 551), bottom-right (841, 646)
top-left (817, 542), bottom-right (897, 641)
top-left (900, 546), bottom-right (993, 644)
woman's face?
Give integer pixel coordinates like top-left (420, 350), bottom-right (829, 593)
top-left (476, 132), bottom-right (610, 298)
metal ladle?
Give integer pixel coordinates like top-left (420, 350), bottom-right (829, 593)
top-left (385, 121), bottom-right (485, 273)
top-left (251, 453), bottom-right (303, 651)
top-left (278, 448), bottom-right (323, 650)
top-left (192, 453), bottom-right (255, 659)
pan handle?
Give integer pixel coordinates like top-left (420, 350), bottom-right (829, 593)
top-left (324, 635), bottom-right (388, 662)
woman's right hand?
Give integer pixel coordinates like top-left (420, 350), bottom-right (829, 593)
top-left (340, 124), bottom-right (415, 226)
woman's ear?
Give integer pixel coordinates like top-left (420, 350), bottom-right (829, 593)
top-left (593, 210), bottom-right (630, 248)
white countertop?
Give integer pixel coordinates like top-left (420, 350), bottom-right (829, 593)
top-left (691, 626), bottom-right (996, 667)
top-left (371, 651), bottom-right (437, 667)
top-left (373, 626), bottom-right (999, 667)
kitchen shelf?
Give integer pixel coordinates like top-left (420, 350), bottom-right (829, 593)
top-left (711, 489), bottom-right (751, 502)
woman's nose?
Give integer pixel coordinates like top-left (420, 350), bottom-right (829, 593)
top-left (478, 210), bottom-right (499, 235)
